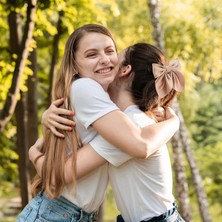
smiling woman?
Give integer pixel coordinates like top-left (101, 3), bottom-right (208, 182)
top-left (75, 32), bottom-right (118, 90)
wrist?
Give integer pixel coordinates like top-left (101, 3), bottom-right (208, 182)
top-left (29, 147), bottom-right (43, 164)
top-left (172, 115), bottom-right (180, 130)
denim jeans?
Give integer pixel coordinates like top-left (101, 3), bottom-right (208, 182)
top-left (117, 204), bottom-right (185, 222)
top-left (16, 192), bottom-right (97, 222)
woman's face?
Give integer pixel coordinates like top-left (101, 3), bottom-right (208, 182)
top-left (75, 32), bottom-right (118, 91)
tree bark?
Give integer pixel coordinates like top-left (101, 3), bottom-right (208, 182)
top-left (147, 0), bottom-right (164, 51)
top-left (27, 46), bottom-right (39, 182)
top-left (176, 103), bottom-right (212, 222)
top-left (6, 1), bottom-right (38, 207)
top-left (0, 0), bottom-right (37, 132)
top-left (47, 10), bottom-right (64, 104)
top-left (15, 92), bottom-right (30, 208)
top-left (147, 0), bottom-right (192, 220)
top-left (147, 1), bottom-right (212, 221)
top-left (7, 9), bottom-right (30, 208)
top-left (171, 123), bottom-right (192, 221)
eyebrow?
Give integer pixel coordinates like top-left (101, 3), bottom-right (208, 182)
top-left (84, 45), bottom-right (115, 54)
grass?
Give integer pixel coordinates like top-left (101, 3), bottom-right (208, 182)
top-left (0, 187), bottom-right (20, 222)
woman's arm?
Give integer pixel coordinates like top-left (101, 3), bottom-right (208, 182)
top-left (42, 99), bottom-right (179, 159)
top-left (29, 138), bottom-right (107, 182)
top-left (91, 106), bottom-right (179, 159)
top-left (69, 145), bottom-right (106, 180)
top-left (29, 138), bottom-right (45, 176)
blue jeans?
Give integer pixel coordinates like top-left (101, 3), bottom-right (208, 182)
top-left (117, 204), bottom-right (185, 222)
top-left (16, 192), bottom-right (97, 222)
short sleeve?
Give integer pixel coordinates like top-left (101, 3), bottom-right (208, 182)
top-left (71, 78), bottom-right (119, 129)
top-left (90, 134), bottom-right (132, 167)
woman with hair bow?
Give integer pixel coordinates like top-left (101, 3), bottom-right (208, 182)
top-left (110, 43), bottom-right (185, 222)
top-left (30, 41), bottom-right (185, 222)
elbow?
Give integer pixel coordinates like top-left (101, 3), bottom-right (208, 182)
top-left (138, 141), bottom-right (157, 159)
top-left (134, 141), bottom-right (152, 159)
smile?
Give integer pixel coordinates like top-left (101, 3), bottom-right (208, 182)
top-left (95, 67), bottom-right (113, 74)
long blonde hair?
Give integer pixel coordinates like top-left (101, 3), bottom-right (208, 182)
top-left (31, 24), bottom-right (116, 199)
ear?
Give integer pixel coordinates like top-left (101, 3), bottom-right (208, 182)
top-left (119, 65), bottom-right (132, 77)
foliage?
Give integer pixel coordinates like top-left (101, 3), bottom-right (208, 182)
top-left (0, 123), bottom-right (18, 196)
top-left (195, 141), bottom-right (222, 207)
top-left (161, 0), bottom-right (222, 125)
top-left (0, 0), bottom-right (222, 220)
top-left (160, 5), bottom-right (222, 211)
top-left (191, 81), bottom-right (222, 148)
top-left (106, 0), bottom-right (153, 50)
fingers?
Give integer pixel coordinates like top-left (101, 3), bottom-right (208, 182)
top-left (155, 115), bottom-right (165, 122)
top-left (51, 99), bottom-right (74, 116)
top-left (52, 106), bottom-right (74, 116)
top-left (50, 127), bottom-right (65, 138)
top-left (52, 98), bottom-right (64, 106)
top-left (35, 137), bottom-right (44, 147)
top-left (152, 106), bottom-right (165, 122)
top-left (49, 113), bottom-right (75, 127)
top-left (153, 106), bottom-right (165, 113)
top-left (164, 106), bottom-right (178, 120)
top-left (42, 99), bottom-right (75, 138)
top-left (50, 119), bottom-right (73, 131)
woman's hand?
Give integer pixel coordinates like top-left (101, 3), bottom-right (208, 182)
top-left (41, 98), bottom-right (75, 138)
top-left (164, 106), bottom-right (180, 130)
top-left (29, 138), bottom-right (45, 176)
top-left (29, 137), bottom-right (44, 163)
top-left (152, 106), bottom-right (165, 122)
top-left (164, 106), bottom-right (178, 119)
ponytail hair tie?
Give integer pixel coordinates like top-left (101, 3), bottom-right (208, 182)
top-left (152, 59), bottom-right (185, 99)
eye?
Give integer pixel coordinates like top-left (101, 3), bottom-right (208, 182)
top-left (106, 49), bottom-right (115, 54)
top-left (86, 53), bottom-right (97, 58)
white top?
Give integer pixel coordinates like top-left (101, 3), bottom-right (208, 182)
top-left (62, 78), bottom-right (119, 212)
top-left (90, 105), bottom-right (175, 221)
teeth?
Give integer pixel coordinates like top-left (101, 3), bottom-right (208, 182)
top-left (97, 68), bottom-right (111, 73)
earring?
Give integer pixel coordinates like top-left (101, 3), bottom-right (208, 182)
top-left (72, 72), bottom-right (80, 80)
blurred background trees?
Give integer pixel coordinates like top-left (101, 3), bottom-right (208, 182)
top-left (0, 0), bottom-right (221, 221)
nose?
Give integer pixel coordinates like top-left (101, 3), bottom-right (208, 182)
top-left (99, 54), bottom-right (110, 65)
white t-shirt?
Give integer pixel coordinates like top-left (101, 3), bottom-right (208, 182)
top-left (90, 105), bottom-right (175, 221)
top-left (62, 78), bottom-right (119, 212)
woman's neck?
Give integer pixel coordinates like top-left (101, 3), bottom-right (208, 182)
top-left (108, 82), bottom-right (134, 112)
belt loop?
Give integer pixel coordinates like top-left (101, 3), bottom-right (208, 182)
top-left (79, 209), bottom-right (83, 220)
top-left (173, 202), bottom-right (177, 209)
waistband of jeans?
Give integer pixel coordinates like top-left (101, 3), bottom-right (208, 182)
top-left (141, 203), bottom-right (177, 222)
top-left (38, 191), bottom-right (98, 220)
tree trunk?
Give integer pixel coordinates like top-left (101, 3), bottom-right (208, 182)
top-left (171, 102), bottom-right (192, 221)
top-left (147, 1), bottom-right (212, 221)
top-left (147, 0), bottom-right (192, 219)
top-left (6, 1), bottom-right (38, 206)
top-left (7, 9), bottom-right (30, 208)
top-left (15, 92), bottom-right (30, 208)
top-left (147, 0), bottom-right (164, 51)
top-left (176, 103), bottom-right (212, 222)
top-left (0, 0), bottom-right (37, 132)
top-left (171, 128), bottom-right (192, 221)
top-left (27, 46), bottom-right (39, 182)
top-left (47, 10), bottom-right (64, 104)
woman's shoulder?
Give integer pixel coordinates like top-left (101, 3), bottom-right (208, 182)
top-left (72, 78), bottom-right (102, 89)
top-left (70, 78), bottom-right (107, 100)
